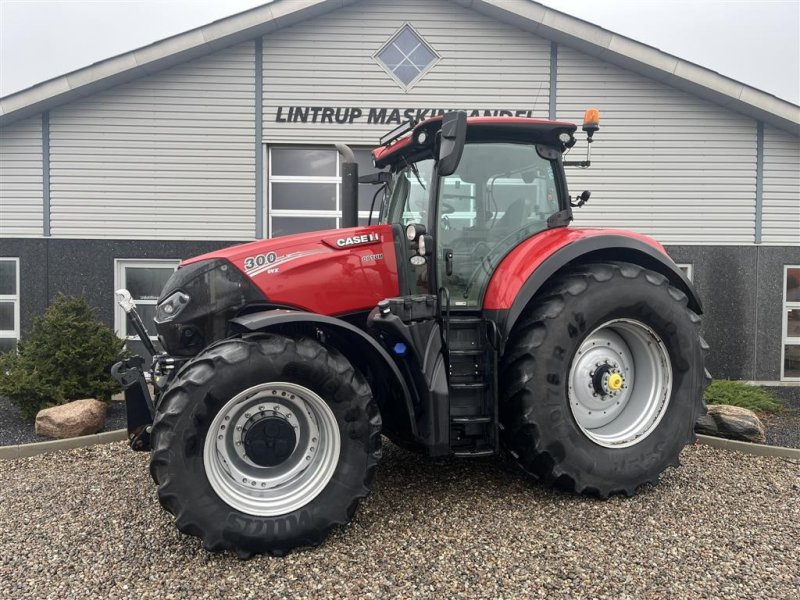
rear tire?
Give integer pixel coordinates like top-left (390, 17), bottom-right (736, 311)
top-left (500, 262), bottom-right (709, 497)
top-left (149, 334), bottom-right (381, 557)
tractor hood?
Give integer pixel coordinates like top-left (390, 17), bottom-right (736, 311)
top-left (154, 224), bottom-right (400, 356)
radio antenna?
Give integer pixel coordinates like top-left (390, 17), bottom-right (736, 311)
top-left (530, 81), bottom-right (544, 118)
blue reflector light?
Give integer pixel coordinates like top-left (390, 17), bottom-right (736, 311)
top-left (393, 342), bottom-right (407, 357)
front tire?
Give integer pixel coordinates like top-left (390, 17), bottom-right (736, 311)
top-left (149, 334), bottom-right (381, 557)
top-left (500, 262), bottom-right (709, 497)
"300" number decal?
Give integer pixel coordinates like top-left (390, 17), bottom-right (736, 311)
top-left (244, 252), bottom-right (277, 271)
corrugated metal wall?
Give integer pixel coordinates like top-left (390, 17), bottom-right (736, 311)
top-left (0, 116), bottom-right (43, 237)
top-left (556, 46), bottom-right (758, 245)
top-left (261, 0), bottom-right (551, 145)
top-left (762, 126), bottom-right (800, 245)
top-left (0, 0), bottom-right (796, 247)
top-left (48, 42), bottom-right (256, 240)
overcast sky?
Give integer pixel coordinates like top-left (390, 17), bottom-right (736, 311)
top-left (1, 0), bottom-right (798, 104)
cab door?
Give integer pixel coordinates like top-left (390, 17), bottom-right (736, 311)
top-left (435, 142), bottom-right (562, 308)
top-left (382, 159), bottom-right (437, 296)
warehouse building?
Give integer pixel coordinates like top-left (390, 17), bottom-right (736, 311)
top-left (0, 0), bottom-right (798, 380)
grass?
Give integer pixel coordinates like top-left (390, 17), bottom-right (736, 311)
top-left (704, 380), bottom-right (783, 413)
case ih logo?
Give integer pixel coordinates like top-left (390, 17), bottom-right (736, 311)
top-left (336, 233), bottom-right (380, 248)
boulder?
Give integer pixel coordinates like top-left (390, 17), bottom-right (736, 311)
top-left (695, 404), bottom-right (766, 444)
top-left (35, 399), bottom-right (107, 439)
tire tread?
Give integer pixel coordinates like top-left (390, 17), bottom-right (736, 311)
top-left (149, 334), bottom-right (381, 557)
top-left (500, 261), bottom-right (708, 498)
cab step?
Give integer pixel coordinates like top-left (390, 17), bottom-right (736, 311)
top-left (447, 315), bottom-right (499, 458)
top-left (453, 448), bottom-right (495, 458)
top-left (449, 349), bottom-right (484, 356)
top-left (451, 415), bottom-right (492, 424)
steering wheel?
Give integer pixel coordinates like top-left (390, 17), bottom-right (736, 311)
top-left (441, 202), bottom-right (456, 215)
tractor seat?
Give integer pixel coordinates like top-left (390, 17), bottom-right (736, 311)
top-left (496, 198), bottom-right (530, 229)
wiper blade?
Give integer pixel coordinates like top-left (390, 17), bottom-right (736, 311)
top-left (409, 162), bottom-right (426, 190)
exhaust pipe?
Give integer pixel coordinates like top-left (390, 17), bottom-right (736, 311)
top-left (336, 143), bottom-right (358, 229)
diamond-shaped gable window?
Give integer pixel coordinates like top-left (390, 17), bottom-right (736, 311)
top-left (375, 25), bottom-right (438, 89)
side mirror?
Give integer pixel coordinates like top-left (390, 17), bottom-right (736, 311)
top-left (570, 190), bottom-right (591, 208)
top-left (437, 111), bottom-right (467, 177)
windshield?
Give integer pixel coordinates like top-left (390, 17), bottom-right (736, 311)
top-left (381, 159), bottom-right (435, 227)
top-left (378, 143), bottom-right (562, 304)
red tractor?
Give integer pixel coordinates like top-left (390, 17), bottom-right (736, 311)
top-left (113, 111), bottom-right (709, 557)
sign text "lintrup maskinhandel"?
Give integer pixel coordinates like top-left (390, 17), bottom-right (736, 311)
top-left (275, 106), bottom-right (536, 125)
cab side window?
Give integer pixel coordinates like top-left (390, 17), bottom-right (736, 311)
top-left (437, 143), bottom-right (560, 307)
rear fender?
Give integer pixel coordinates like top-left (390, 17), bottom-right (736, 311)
top-left (229, 310), bottom-right (417, 440)
top-left (485, 233), bottom-right (703, 346)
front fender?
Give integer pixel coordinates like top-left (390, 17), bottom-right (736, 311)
top-left (229, 310), bottom-right (417, 439)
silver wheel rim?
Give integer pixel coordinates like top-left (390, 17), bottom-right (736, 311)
top-left (203, 382), bottom-right (340, 516)
top-left (568, 319), bottom-right (672, 448)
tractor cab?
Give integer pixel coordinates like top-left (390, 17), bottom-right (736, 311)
top-left (356, 113), bottom-right (594, 456)
top-left (372, 113), bottom-right (578, 308)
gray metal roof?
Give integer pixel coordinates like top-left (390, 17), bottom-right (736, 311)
top-left (1, 0), bottom-right (798, 135)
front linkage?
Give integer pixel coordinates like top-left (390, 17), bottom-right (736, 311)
top-left (111, 289), bottom-right (183, 451)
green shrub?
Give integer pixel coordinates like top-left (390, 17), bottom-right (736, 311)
top-left (703, 379), bottom-right (782, 413)
top-left (0, 294), bottom-right (126, 420)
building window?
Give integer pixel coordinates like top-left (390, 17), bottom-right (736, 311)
top-left (0, 258), bottom-right (20, 353)
top-left (374, 24), bottom-right (439, 89)
top-left (783, 266), bottom-right (800, 380)
top-left (676, 263), bottom-right (693, 281)
top-left (114, 259), bottom-right (179, 340)
top-left (267, 147), bottom-right (385, 237)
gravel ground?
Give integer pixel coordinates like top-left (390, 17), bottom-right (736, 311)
top-left (0, 441), bottom-right (797, 599)
top-left (2, 387), bottom-right (797, 448)
top-left (764, 411), bottom-right (800, 449)
top-left (0, 396), bottom-right (126, 445)
top-left (764, 387), bottom-right (800, 449)
top-left (769, 386), bottom-right (800, 408)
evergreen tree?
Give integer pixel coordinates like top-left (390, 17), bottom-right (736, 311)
top-left (0, 294), bottom-right (125, 420)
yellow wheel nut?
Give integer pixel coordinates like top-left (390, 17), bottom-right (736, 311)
top-left (608, 373), bottom-right (623, 391)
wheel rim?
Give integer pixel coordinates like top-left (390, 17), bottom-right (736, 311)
top-left (567, 319), bottom-right (672, 448)
top-left (203, 382), bottom-right (340, 516)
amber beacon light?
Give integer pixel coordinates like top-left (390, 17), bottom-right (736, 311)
top-left (582, 107), bottom-right (600, 140)
top-left (564, 107), bottom-right (602, 168)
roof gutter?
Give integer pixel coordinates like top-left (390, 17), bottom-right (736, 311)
top-left (2, 0), bottom-right (799, 135)
top-left (457, 0), bottom-right (800, 136)
top-left (0, 0), bottom-right (355, 126)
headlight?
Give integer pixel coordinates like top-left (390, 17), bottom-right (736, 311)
top-left (153, 258), bottom-right (267, 357)
top-left (155, 291), bottom-right (190, 323)
top-left (406, 223), bottom-right (426, 241)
